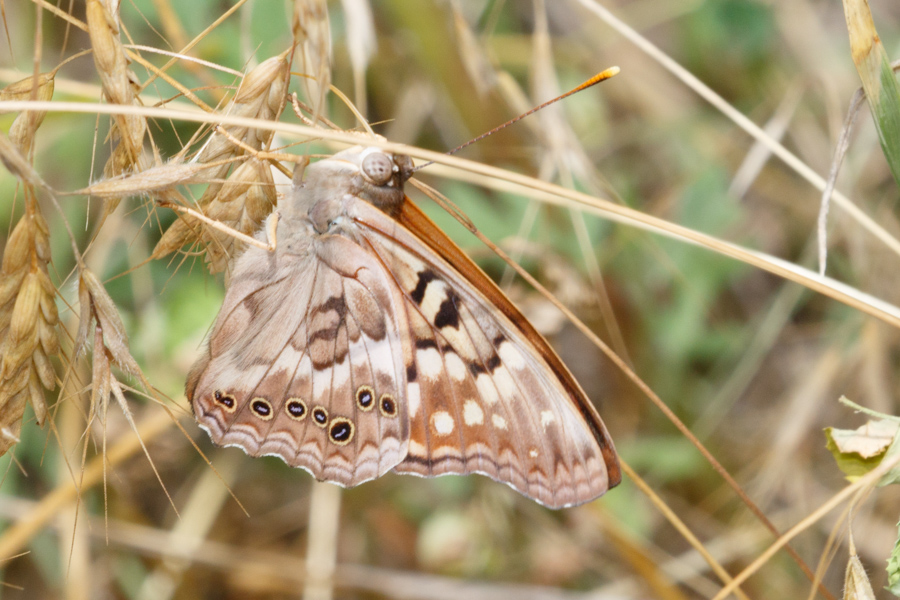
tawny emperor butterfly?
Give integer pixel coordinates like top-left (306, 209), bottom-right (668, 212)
top-left (187, 146), bottom-right (621, 508)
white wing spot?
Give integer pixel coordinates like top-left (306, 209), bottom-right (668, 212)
top-left (445, 352), bottom-right (467, 381)
top-left (475, 374), bottom-right (500, 405)
top-left (463, 400), bottom-right (484, 426)
top-left (417, 347), bottom-right (444, 379)
top-left (497, 341), bottom-right (526, 370)
top-left (493, 367), bottom-right (516, 396)
top-left (529, 449), bottom-right (539, 458)
top-left (408, 382), bottom-right (421, 418)
top-left (431, 411), bottom-right (455, 436)
top-left (420, 279), bottom-right (449, 324)
top-left (492, 414), bottom-right (508, 430)
top-left (540, 410), bottom-right (556, 428)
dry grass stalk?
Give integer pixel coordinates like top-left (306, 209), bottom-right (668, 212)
top-left (86, 0), bottom-right (148, 217)
top-left (0, 130), bottom-right (50, 192)
top-left (0, 190), bottom-right (58, 456)
top-left (0, 72), bottom-right (56, 158)
top-left (152, 54), bottom-right (289, 263)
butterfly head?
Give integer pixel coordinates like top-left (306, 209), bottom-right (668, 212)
top-left (295, 147), bottom-right (413, 220)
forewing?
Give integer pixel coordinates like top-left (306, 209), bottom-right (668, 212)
top-left (348, 198), bottom-right (620, 508)
top-left (188, 235), bottom-right (409, 486)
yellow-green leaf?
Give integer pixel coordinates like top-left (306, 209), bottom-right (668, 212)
top-left (843, 0), bottom-right (900, 190)
top-left (825, 419), bottom-right (899, 481)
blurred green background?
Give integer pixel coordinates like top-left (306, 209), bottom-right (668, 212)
top-left (1, 0), bottom-right (900, 598)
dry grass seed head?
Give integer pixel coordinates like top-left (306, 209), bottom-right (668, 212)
top-left (200, 157), bottom-right (277, 274)
top-left (196, 55), bottom-right (290, 167)
top-left (153, 55), bottom-right (289, 261)
top-left (76, 161), bottom-right (216, 199)
top-left (86, 0), bottom-right (148, 215)
top-left (0, 132), bottom-right (49, 192)
top-left (1, 73), bottom-right (56, 157)
top-left (292, 0), bottom-right (332, 117)
top-left (0, 198), bottom-right (58, 453)
top-left (77, 268), bottom-right (141, 377)
top-left (91, 325), bottom-right (112, 425)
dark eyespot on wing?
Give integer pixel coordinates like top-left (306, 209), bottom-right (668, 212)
top-left (356, 385), bottom-right (375, 411)
top-left (285, 398), bottom-right (307, 420)
top-left (213, 390), bottom-right (236, 411)
top-left (379, 394), bottom-right (397, 417)
top-left (312, 406), bottom-right (329, 427)
top-left (328, 418), bottom-right (355, 445)
top-left (250, 397), bottom-right (274, 420)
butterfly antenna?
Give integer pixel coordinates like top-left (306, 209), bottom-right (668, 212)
top-left (410, 66), bottom-right (620, 173)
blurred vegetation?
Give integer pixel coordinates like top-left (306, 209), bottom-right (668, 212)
top-left (1, 0), bottom-right (900, 599)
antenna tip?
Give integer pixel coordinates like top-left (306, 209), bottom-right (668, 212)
top-left (578, 67), bottom-right (621, 91)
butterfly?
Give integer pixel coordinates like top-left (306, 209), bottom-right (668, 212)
top-left (186, 146), bottom-right (621, 508)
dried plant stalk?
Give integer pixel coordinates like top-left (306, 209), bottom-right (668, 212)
top-left (153, 55), bottom-right (289, 264)
top-left (86, 0), bottom-right (148, 216)
top-left (0, 191), bottom-right (59, 456)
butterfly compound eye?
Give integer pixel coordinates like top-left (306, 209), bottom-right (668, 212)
top-left (361, 152), bottom-right (394, 186)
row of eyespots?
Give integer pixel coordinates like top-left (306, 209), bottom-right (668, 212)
top-left (248, 396), bottom-right (355, 445)
top-left (355, 385), bottom-right (398, 417)
top-left (211, 388), bottom-right (398, 446)
top-left (213, 387), bottom-right (398, 418)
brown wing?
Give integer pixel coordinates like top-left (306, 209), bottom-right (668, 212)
top-left (348, 198), bottom-right (621, 508)
top-left (187, 232), bottom-right (410, 486)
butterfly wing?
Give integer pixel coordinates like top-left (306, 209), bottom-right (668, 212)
top-left (347, 198), bottom-right (621, 508)
top-left (188, 225), bottom-right (410, 486)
